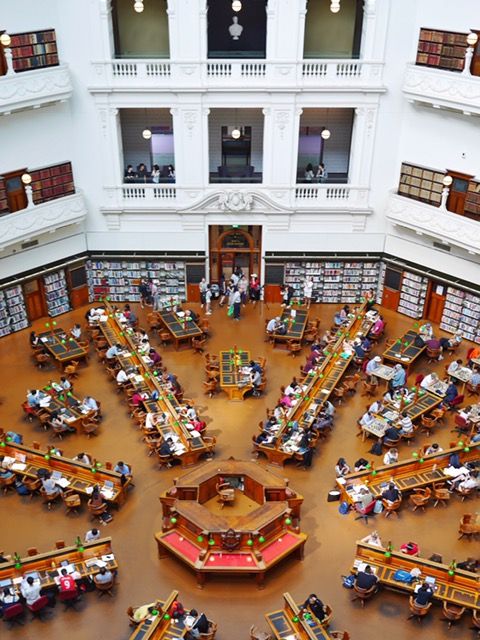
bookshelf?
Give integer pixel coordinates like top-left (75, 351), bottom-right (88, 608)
top-left (29, 162), bottom-right (75, 205)
top-left (10, 29), bottom-right (59, 73)
top-left (0, 177), bottom-right (8, 216)
top-left (397, 271), bottom-right (428, 319)
top-left (440, 286), bottom-right (480, 343)
top-left (0, 285), bottom-right (29, 337)
top-left (86, 260), bottom-right (187, 305)
top-left (398, 162), bottom-right (444, 206)
top-left (44, 269), bottom-right (71, 317)
top-left (416, 28), bottom-right (468, 72)
top-left (464, 180), bottom-right (480, 221)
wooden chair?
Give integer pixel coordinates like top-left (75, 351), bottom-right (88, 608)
top-left (287, 340), bottom-right (302, 357)
top-left (321, 604), bottom-right (333, 627)
top-left (409, 487), bottom-right (431, 512)
top-left (455, 485), bottom-right (476, 501)
top-left (35, 353), bottom-right (52, 369)
top-left (200, 319), bottom-right (210, 335)
top-left (432, 483), bottom-right (450, 508)
top-left (257, 356), bottom-right (267, 370)
top-left (420, 415), bottom-right (437, 436)
top-left (203, 380), bottom-right (218, 398)
top-left (93, 574), bottom-right (115, 597)
top-left (332, 385), bottom-right (346, 405)
top-left (205, 353), bottom-right (219, 369)
top-left (466, 381), bottom-right (479, 398)
top-left (303, 328), bottom-right (317, 344)
top-left (21, 401), bottom-right (36, 422)
top-left (330, 633), bottom-right (350, 640)
top-left (0, 475), bottom-right (16, 494)
top-left (40, 487), bottom-right (61, 510)
top-left (192, 335), bottom-right (207, 354)
top-left (382, 497), bottom-right (402, 518)
top-left (147, 312), bottom-right (160, 332)
top-left (64, 361), bottom-right (80, 380)
top-left (458, 514), bottom-right (480, 540)
top-left (159, 331), bottom-right (172, 346)
top-left (250, 625), bottom-right (272, 640)
top-left (471, 609), bottom-right (480, 634)
top-left (203, 436), bottom-right (216, 457)
top-left (351, 583), bottom-right (377, 607)
top-left (144, 438), bottom-right (161, 457)
top-left (216, 482), bottom-right (235, 508)
top-left (2, 601), bottom-right (25, 626)
top-left (205, 367), bottom-right (220, 382)
top-left (441, 602), bottom-right (465, 628)
top-left (407, 596), bottom-right (432, 622)
top-left (82, 418), bottom-right (99, 438)
top-left (431, 405), bottom-right (447, 423)
top-left (158, 454), bottom-right (174, 469)
top-left (199, 620), bottom-right (217, 640)
top-left (401, 430), bottom-right (416, 446)
top-left (22, 476), bottom-right (41, 498)
top-left (426, 347), bottom-right (442, 363)
top-left (361, 381), bottom-right (378, 397)
top-left (62, 490), bottom-right (82, 515)
top-left (343, 374), bottom-right (361, 395)
top-left (27, 547), bottom-right (38, 556)
top-left (87, 499), bottom-right (108, 521)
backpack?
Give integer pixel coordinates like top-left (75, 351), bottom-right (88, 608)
top-left (369, 441), bottom-right (383, 456)
top-left (6, 431), bottom-right (23, 444)
top-left (449, 453), bottom-right (461, 468)
top-left (338, 501), bottom-right (349, 515)
top-left (373, 499), bottom-right (384, 514)
top-left (342, 574), bottom-right (355, 589)
top-left (393, 569), bottom-right (414, 583)
top-left (14, 480), bottom-right (30, 496)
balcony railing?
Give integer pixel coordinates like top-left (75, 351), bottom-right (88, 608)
top-left (0, 64), bottom-right (73, 115)
top-left (0, 191), bottom-right (87, 250)
top-left (403, 63), bottom-right (480, 115)
top-left (386, 191), bottom-right (480, 255)
top-left (294, 184), bottom-right (369, 207)
top-left (90, 59), bottom-right (384, 92)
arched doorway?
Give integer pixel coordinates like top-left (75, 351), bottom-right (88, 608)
top-left (209, 226), bottom-right (262, 282)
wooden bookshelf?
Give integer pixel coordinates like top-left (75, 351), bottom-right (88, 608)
top-left (416, 28), bottom-right (468, 72)
top-left (398, 162), bottom-right (444, 206)
top-left (397, 270), bottom-right (428, 319)
top-left (9, 29), bottom-right (59, 73)
top-left (464, 179), bottom-right (480, 221)
top-left (0, 177), bottom-right (8, 216)
top-left (29, 161), bottom-right (75, 205)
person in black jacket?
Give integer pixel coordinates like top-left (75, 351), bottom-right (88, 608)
top-left (302, 594), bottom-right (328, 622)
top-left (355, 565), bottom-right (378, 590)
top-left (381, 482), bottom-right (401, 503)
top-left (414, 582), bottom-right (433, 607)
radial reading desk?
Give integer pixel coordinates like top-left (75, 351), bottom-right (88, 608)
top-left (272, 308), bottom-right (309, 347)
top-left (30, 382), bottom-right (96, 430)
top-left (156, 310), bottom-right (203, 350)
top-left (382, 329), bottom-right (426, 373)
top-left (0, 437), bottom-right (131, 506)
top-left (266, 592), bottom-right (339, 640)
top-left (352, 541), bottom-right (480, 611)
top-left (128, 590), bottom-right (186, 640)
top-left (219, 349), bottom-right (252, 401)
top-left (155, 460), bottom-right (306, 588)
top-left (38, 328), bottom-right (88, 368)
top-left (0, 537), bottom-right (117, 591)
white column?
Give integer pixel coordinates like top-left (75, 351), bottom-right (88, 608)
top-left (349, 106), bottom-right (378, 186)
top-left (267, 0), bottom-right (307, 61)
top-left (264, 103), bottom-right (301, 186)
top-left (170, 104), bottom-right (206, 188)
top-left (98, 0), bottom-right (115, 60)
top-left (360, 0), bottom-right (377, 59)
top-left (169, 0), bottom-right (204, 61)
top-left (97, 104), bottom-right (123, 186)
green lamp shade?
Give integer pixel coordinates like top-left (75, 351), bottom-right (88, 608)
top-left (170, 517), bottom-right (177, 524)
top-left (258, 536), bottom-right (265, 543)
top-left (197, 535), bottom-right (204, 543)
top-left (164, 613), bottom-right (171, 620)
top-left (448, 570), bottom-right (454, 576)
top-left (247, 539), bottom-right (253, 546)
top-left (285, 517), bottom-right (292, 525)
top-left (208, 538), bottom-right (215, 546)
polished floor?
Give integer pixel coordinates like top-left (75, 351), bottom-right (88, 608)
top-left (0, 299), bottom-right (477, 639)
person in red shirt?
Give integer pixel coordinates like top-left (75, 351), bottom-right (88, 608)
top-left (59, 569), bottom-right (77, 592)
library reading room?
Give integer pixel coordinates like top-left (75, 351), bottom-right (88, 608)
top-left (1, 1), bottom-right (480, 639)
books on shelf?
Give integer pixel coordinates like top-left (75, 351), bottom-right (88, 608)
top-left (0, 286), bottom-right (29, 337)
top-left (440, 286), bottom-right (480, 343)
top-left (416, 28), bottom-right (468, 72)
top-left (29, 162), bottom-right (75, 205)
top-left (397, 271), bottom-right (428, 319)
top-left (44, 269), bottom-right (71, 317)
top-left (0, 178), bottom-right (8, 215)
top-left (10, 29), bottom-right (59, 73)
top-left (464, 180), bottom-right (480, 221)
top-left (398, 162), bottom-right (444, 206)
top-left (86, 260), bottom-right (187, 305)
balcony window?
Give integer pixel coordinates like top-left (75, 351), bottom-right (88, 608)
top-left (207, 0), bottom-right (267, 59)
top-left (112, 0), bottom-right (169, 58)
top-left (296, 108), bottom-right (354, 183)
top-left (209, 108), bottom-right (263, 183)
top-left (120, 108), bottom-right (175, 183)
top-left (304, 0), bottom-right (363, 59)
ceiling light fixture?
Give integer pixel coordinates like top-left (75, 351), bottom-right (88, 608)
top-left (21, 173), bottom-right (32, 185)
top-left (142, 108), bottom-right (152, 140)
top-left (134, 1), bottom-right (144, 13)
top-left (0, 33), bottom-right (11, 47)
top-left (330, 1), bottom-right (341, 14)
top-left (232, 0), bottom-right (242, 11)
top-left (231, 128), bottom-right (241, 139)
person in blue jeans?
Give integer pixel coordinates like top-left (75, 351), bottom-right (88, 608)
top-left (232, 288), bottom-right (241, 321)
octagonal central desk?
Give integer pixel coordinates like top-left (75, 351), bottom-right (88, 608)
top-left (155, 460), bottom-right (306, 588)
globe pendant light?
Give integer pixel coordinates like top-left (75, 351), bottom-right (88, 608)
top-left (232, 0), bottom-right (242, 11)
top-left (321, 128), bottom-right (331, 140)
top-left (134, 1), bottom-right (144, 13)
top-left (142, 108), bottom-right (151, 140)
top-left (231, 108), bottom-right (241, 139)
top-left (330, 1), bottom-right (341, 13)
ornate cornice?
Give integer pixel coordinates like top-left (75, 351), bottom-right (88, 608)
top-left (0, 65), bottom-right (73, 115)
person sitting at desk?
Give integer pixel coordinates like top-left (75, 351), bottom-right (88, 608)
top-left (420, 372), bottom-right (438, 390)
top-left (365, 356), bottom-right (381, 382)
top-left (145, 412), bottom-right (165, 431)
top-left (85, 528), bottom-right (100, 542)
top-left (390, 364), bottom-right (406, 391)
top-left (20, 576), bottom-right (42, 606)
top-left (148, 348), bottom-right (162, 367)
top-left (384, 425), bottom-right (401, 443)
top-left (424, 442), bottom-right (443, 455)
top-left (368, 315), bottom-right (385, 339)
top-left (70, 324), bottom-right (82, 340)
top-left (124, 165), bottom-right (136, 181)
top-left (123, 304), bottom-right (137, 326)
top-left (131, 390), bottom-right (148, 413)
top-left (42, 472), bottom-right (63, 498)
top-left (414, 582), bottom-right (433, 608)
top-left (355, 565), bottom-right (378, 591)
top-left (313, 412), bottom-right (333, 433)
top-left (85, 307), bottom-right (107, 324)
top-left (26, 389), bottom-right (46, 407)
top-left (250, 369), bottom-right (262, 397)
top-left (355, 487), bottom-right (374, 510)
top-left (114, 461), bottom-right (131, 476)
top-left (116, 369), bottom-right (129, 387)
top-left (381, 482), bottom-right (401, 503)
top-left (354, 457), bottom-right (369, 471)
top-left (89, 486), bottom-right (106, 509)
top-left (280, 393), bottom-right (296, 408)
top-left (353, 338), bottom-right (366, 359)
top-left (452, 470), bottom-right (479, 493)
top-left (83, 396), bottom-right (99, 412)
top-left (51, 411), bottom-right (76, 434)
top-left (158, 438), bottom-right (174, 461)
top-left (138, 338), bottom-right (150, 355)
top-left (471, 367), bottom-right (480, 386)
top-left (447, 359), bottom-right (463, 377)
top-left (58, 568), bottom-right (80, 592)
top-left (397, 411), bottom-right (414, 434)
top-left (302, 594), bottom-right (328, 622)
top-left (29, 330), bottom-right (40, 348)
top-left (335, 457), bottom-right (350, 477)
top-left (94, 567), bottom-right (114, 585)
top-left (333, 305), bottom-right (350, 327)
top-left (255, 430), bottom-right (274, 445)
top-left (135, 328), bottom-right (149, 343)
top-left (383, 448), bottom-right (399, 465)
top-left (419, 322), bottom-right (434, 341)
top-left (106, 343), bottom-right (123, 360)
top-left (359, 411), bottom-right (375, 430)
top-left (185, 610), bottom-right (209, 639)
top-left (360, 531), bottom-right (383, 547)
top-left (444, 381), bottom-right (462, 407)
top-left (59, 376), bottom-right (72, 391)
top-left (368, 399), bottom-right (384, 414)
top-left (0, 586), bottom-right (20, 614)
top-left (266, 316), bottom-right (283, 335)
top-left (0, 457), bottom-right (14, 480)
top-left (284, 378), bottom-right (300, 396)
top-left (342, 339), bottom-right (355, 356)
top-left (73, 452), bottom-right (92, 465)
top-left (425, 337), bottom-right (443, 360)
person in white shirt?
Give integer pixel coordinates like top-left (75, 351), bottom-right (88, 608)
top-left (360, 531), bottom-right (383, 547)
top-left (420, 372), bottom-right (438, 389)
top-left (266, 317), bottom-right (282, 334)
top-left (20, 577), bottom-right (42, 606)
top-left (359, 411), bottom-right (375, 427)
top-left (419, 323), bottom-right (433, 341)
top-left (425, 443), bottom-right (443, 455)
top-left (114, 461), bottom-right (131, 476)
top-left (205, 285), bottom-right (213, 316)
top-left (85, 528), bottom-right (100, 542)
top-left (70, 324), bottom-right (82, 340)
top-left (0, 586), bottom-right (20, 608)
top-left (368, 400), bottom-right (384, 414)
top-left (138, 339), bottom-right (151, 355)
top-left (365, 356), bottom-right (381, 382)
top-left (383, 448), bottom-right (398, 465)
top-left (42, 475), bottom-right (62, 497)
top-left (116, 369), bottom-right (129, 385)
top-left (303, 276), bottom-right (314, 309)
top-left (83, 396), bottom-right (99, 411)
top-left (447, 359), bottom-right (463, 376)
top-left (73, 452), bottom-right (92, 465)
top-left (397, 412), bottom-right (414, 434)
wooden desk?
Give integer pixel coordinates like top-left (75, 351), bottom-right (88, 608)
top-left (338, 442), bottom-right (480, 504)
top-left (273, 308), bottom-right (309, 347)
top-left (33, 383), bottom-right (95, 430)
top-left (380, 389), bottom-right (441, 423)
top-left (450, 366), bottom-right (473, 392)
top-left (219, 349), bottom-right (252, 401)
top-left (266, 592), bottom-right (336, 640)
top-left (382, 330), bottom-right (425, 372)
top-left (96, 305), bottom-right (212, 466)
top-left (0, 537), bottom-right (117, 591)
top-left (352, 542), bottom-right (480, 611)
top-left (156, 311), bottom-right (203, 350)
top-left (128, 591), bottom-right (185, 640)
top-left (0, 439), bottom-right (130, 506)
top-left (421, 379), bottom-right (448, 397)
top-left (258, 306), bottom-right (374, 466)
top-left (372, 364), bottom-right (395, 386)
top-left (156, 460), bottom-right (307, 588)
top-left (38, 328), bottom-right (88, 368)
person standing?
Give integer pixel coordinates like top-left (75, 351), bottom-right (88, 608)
top-left (238, 276), bottom-right (248, 307)
top-left (139, 278), bottom-right (149, 309)
top-left (199, 278), bottom-right (207, 309)
top-left (205, 284), bottom-right (212, 316)
top-left (218, 274), bottom-right (227, 307)
top-left (304, 276), bottom-right (314, 308)
top-left (232, 288), bottom-right (241, 321)
top-left (249, 274), bottom-right (260, 306)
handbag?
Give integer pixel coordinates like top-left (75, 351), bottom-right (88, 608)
top-left (227, 305), bottom-right (234, 317)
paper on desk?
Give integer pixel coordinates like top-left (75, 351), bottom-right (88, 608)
top-left (11, 463), bottom-right (27, 471)
top-left (101, 488), bottom-right (114, 500)
top-left (85, 486), bottom-right (94, 494)
top-left (101, 554), bottom-right (114, 562)
top-left (56, 478), bottom-right (71, 488)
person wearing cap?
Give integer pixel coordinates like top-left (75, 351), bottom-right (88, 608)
top-left (390, 363), bottom-right (406, 391)
top-left (365, 356), bottom-right (382, 383)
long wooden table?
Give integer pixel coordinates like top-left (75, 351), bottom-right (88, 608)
top-left (352, 541), bottom-right (480, 611)
top-left (337, 442), bottom-right (480, 504)
top-left (219, 349), bottom-right (252, 400)
top-left (258, 305), bottom-right (374, 466)
top-left (0, 439), bottom-right (131, 506)
top-left (272, 308), bottom-right (309, 347)
top-left (128, 591), bottom-right (184, 640)
top-left (382, 329), bottom-right (425, 373)
top-left (38, 328), bottom-right (88, 368)
top-left (156, 310), bottom-right (203, 350)
top-left (266, 592), bottom-right (337, 640)
top-left (32, 383), bottom-right (96, 430)
top-left (0, 537), bottom-right (117, 592)
top-left (97, 304), bottom-right (212, 466)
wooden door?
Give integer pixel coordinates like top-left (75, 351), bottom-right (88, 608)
top-left (425, 281), bottom-right (446, 324)
top-left (3, 168), bottom-right (28, 212)
top-left (264, 284), bottom-right (283, 303)
top-left (381, 268), bottom-right (402, 311)
top-left (446, 170), bottom-right (474, 215)
top-left (24, 279), bottom-right (46, 320)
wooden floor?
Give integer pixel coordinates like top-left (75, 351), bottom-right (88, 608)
top-left (0, 300), bottom-right (476, 639)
